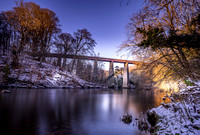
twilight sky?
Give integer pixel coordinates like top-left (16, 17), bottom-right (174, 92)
top-left (0, 0), bottom-right (144, 69)
top-left (0, 0), bottom-right (144, 58)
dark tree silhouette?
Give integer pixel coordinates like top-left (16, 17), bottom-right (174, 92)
top-left (0, 13), bottom-right (12, 55)
top-left (71, 28), bottom-right (96, 72)
top-left (3, 1), bottom-right (60, 64)
top-left (121, 0), bottom-right (200, 81)
top-left (55, 33), bottom-right (75, 68)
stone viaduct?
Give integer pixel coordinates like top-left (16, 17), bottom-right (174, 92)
top-left (34, 53), bottom-right (144, 88)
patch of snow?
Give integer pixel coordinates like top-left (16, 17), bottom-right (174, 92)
top-left (0, 54), bottom-right (100, 88)
top-left (148, 80), bottom-right (200, 134)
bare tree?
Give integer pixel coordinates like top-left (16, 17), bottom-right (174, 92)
top-left (121, 0), bottom-right (200, 82)
top-left (0, 13), bottom-right (12, 55)
top-left (55, 33), bottom-right (75, 68)
top-left (71, 28), bottom-right (96, 72)
top-left (3, 1), bottom-right (60, 64)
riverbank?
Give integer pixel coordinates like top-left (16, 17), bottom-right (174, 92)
top-left (0, 54), bottom-right (101, 89)
top-left (146, 81), bottom-right (200, 135)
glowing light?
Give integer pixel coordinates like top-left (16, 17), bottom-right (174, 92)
top-left (156, 80), bottom-right (180, 93)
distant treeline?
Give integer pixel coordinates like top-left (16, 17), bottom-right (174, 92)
top-left (0, 1), bottom-right (106, 83)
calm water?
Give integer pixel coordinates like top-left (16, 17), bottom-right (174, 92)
top-left (0, 89), bottom-right (166, 135)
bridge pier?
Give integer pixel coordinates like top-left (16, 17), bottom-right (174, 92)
top-left (123, 62), bottom-right (129, 88)
top-left (107, 61), bottom-right (114, 87)
top-left (109, 61), bottom-right (114, 76)
top-left (93, 60), bottom-right (98, 80)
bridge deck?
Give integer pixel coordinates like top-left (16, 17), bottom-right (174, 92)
top-left (28, 52), bottom-right (145, 64)
top-left (43, 53), bottom-right (142, 64)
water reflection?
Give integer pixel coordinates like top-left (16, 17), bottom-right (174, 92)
top-left (0, 89), bottom-right (166, 135)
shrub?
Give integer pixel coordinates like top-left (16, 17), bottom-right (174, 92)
top-left (2, 64), bottom-right (11, 83)
top-left (184, 80), bottom-right (194, 86)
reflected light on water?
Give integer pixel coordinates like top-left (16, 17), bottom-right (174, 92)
top-left (37, 117), bottom-right (48, 135)
top-left (49, 90), bottom-right (57, 102)
top-left (101, 89), bottom-right (137, 115)
top-left (102, 94), bottom-right (109, 112)
top-left (0, 89), bottom-right (168, 135)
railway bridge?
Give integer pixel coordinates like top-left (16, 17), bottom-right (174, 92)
top-left (32, 53), bottom-right (144, 88)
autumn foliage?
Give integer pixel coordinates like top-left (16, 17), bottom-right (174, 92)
top-left (121, 0), bottom-right (200, 85)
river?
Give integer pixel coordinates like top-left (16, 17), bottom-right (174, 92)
top-left (0, 88), bottom-right (166, 135)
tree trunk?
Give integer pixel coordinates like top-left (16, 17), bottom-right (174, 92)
top-left (170, 47), bottom-right (185, 68)
top-left (11, 45), bottom-right (19, 69)
top-left (177, 46), bottom-right (190, 69)
top-left (62, 57), bottom-right (66, 68)
top-left (176, 46), bottom-right (194, 78)
top-left (71, 51), bottom-right (78, 72)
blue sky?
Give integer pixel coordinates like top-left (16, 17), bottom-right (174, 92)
top-left (0, 0), bottom-right (144, 69)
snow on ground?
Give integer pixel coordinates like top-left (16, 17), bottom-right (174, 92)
top-left (148, 81), bottom-right (200, 135)
top-left (0, 54), bottom-right (100, 88)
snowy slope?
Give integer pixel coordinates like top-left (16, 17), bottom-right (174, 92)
top-left (148, 82), bottom-right (200, 135)
top-left (0, 54), bottom-right (99, 88)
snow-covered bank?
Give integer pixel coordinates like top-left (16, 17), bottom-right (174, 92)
top-left (0, 54), bottom-right (101, 89)
top-left (146, 81), bottom-right (200, 135)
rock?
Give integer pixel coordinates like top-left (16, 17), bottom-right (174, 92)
top-left (138, 121), bottom-right (149, 131)
top-left (121, 113), bottom-right (132, 124)
top-left (147, 111), bottom-right (159, 127)
top-left (188, 124), bottom-right (200, 130)
top-left (197, 110), bottom-right (200, 114)
top-left (161, 102), bottom-right (170, 108)
top-left (1, 90), bottom-right (11, 93)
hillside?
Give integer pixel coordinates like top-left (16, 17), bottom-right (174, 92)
top-left (0, 54), bottom-right (100, 89)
